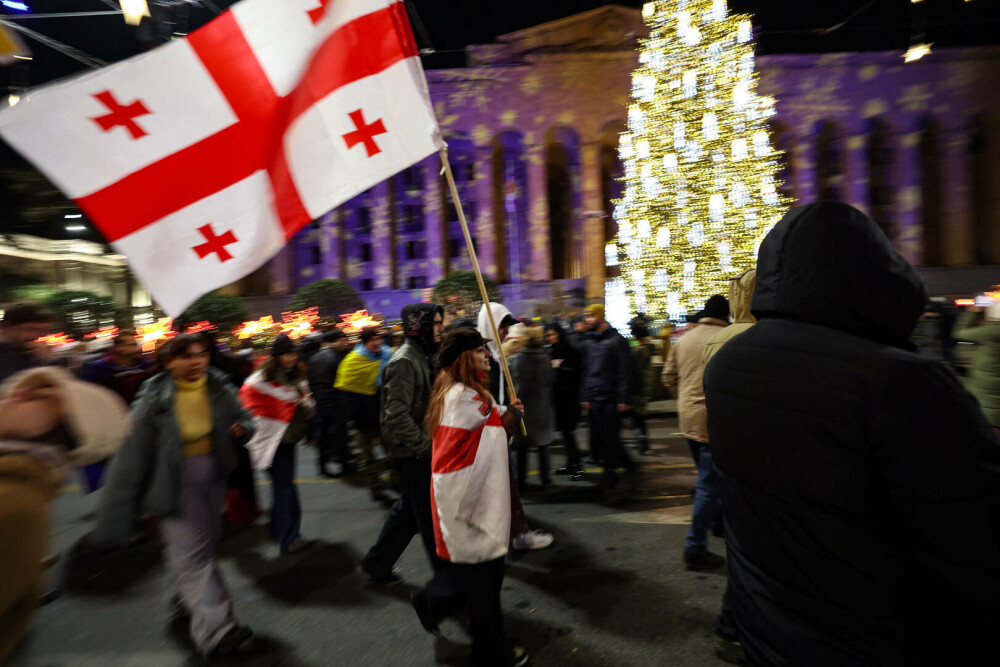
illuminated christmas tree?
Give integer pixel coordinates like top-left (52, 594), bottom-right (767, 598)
top-left (606, 0), bottom-right (789, 326)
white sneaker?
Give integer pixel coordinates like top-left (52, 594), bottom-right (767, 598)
top-left (512, 530), bottom-right (554, 551)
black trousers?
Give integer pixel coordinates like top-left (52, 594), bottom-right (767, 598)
top-left (316, 413), bottom-right (349, 469)
top-left (360, 457), bottom-right (441, 576)
top-left (515, 435), bottom-right (550, 489)
top-left (425, 557), bottom-right (511, 667)
top-left (560, 429), bottom-right (581, 467)
top-left (588, 400), bottom-right (634, 472)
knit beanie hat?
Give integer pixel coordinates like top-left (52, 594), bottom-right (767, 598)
top-left (271, 332), bottom-right (296, 357)
top-left (584, 303), bottom-right (605, 320)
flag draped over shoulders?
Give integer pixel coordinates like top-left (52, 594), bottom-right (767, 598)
top-left (430, 384), bottom-right (511, 564)
top-left (238, 369), bottom-right (310, 470)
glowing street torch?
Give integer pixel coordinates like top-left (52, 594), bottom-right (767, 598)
top-left (136, 317), bottom-right (176, 352)
top-left (233, 316), bottom-right (277, 340)
top-left (338, 309), bottom-right (382, 335)
top-left (119, 0), bottom-right (150, 26)
top-left (279, 307), bottom-right (320, 339)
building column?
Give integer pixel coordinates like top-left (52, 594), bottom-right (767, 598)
top-left (795, 137), bottom-right (818, 204)
top-left (423, 154), bottom-right (446, 284)
top-left (845, 133), bottom-right (869, 214)
top-left (370, 180), bottom-right (393, 289)
top-left (895, 131), bottom-right (923, 267)
top-left (320, 209), bottom-right (342, 280)
top-left (525, 144), bottom-right (550, 281)
top-left (581, 141), bottom-right (606, 301)
top-left (942, 129), bottom-right (974, 266)
top-left (474, 145), bottom-right (497, 277)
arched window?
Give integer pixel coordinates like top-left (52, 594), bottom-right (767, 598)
top-left (816, 121), bottom-right (844, 202)
top-left (547, 126), bottom-right (582, 280)
top-left (443, 133), bottom-right (476, 273)
top-left (868, 120), bottom-right (895, 239)
top-left (920, 120), bottom-right (944, 266)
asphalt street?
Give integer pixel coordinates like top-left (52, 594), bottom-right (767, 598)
top-left (8, 414), bottom-right (733, 667)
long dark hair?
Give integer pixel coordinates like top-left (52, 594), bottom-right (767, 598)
top-left (425, 348), bottom-right (492, 439)
top-left (261, 354), bottom-right (306, 385)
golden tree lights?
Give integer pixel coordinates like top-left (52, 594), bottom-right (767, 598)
top-left (608, 0), bottom-right (790, 325)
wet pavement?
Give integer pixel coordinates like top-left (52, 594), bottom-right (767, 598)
top-left (8, 414), bottom-right (733, 667)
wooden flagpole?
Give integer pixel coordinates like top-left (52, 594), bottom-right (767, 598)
top-left (438, 147), bottom-right (526, 436)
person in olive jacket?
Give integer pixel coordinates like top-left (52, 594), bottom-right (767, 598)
top-left (704, 202), bottom-right (1000, 666)
top-left (95, 333), bottom-right (255, 659)
top-left (358, 303), bottom-right (445, 584)
top-left (953, 302), bottom-right (1000, 429)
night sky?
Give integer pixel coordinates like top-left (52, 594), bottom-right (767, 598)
top-left (2, 0), bottom-right (998, 87)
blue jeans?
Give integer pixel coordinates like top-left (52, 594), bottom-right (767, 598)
top-left (685, 439), bottom-right (721, 554)
top-left (268, 441), bottom-right (302, 550)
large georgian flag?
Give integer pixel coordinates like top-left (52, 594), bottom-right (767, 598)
top-left (0, 0), bottom-right (443, 316)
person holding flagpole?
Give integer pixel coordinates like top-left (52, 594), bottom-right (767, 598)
top-left (413, 327), bottom-right (530, 667)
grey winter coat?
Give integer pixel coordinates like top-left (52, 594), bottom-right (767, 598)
top-left (380, 341), bottom-right (434, 459)
top-left (94, 368), bottom-right (253, 547)
top-left (508, 346), bottom-right (555, 446)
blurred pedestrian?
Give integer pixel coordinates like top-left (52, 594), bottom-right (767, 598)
top-left (335, 327), bottom-right (392, 501)
top-left (506, 326), bottom-right (554, 492)
top-left (359, 303), bottom-right (444, 584)
top-left (240, 333), bottom-right (314, 554)
top-left (0, 303), bottom-right (54, 383)
top-left (307, 329), bottom-right (352, 477)
top-left (579, 303), bottom-right (635, 488)
top-left (628, 321), bottom-right (655, 455)
top-left (95, 332), bottom-right (255, 659)
top-left (0, 367), bottom-right (129, 661)
top-left (705, 201), bottom-right (1000, 665)
top-left (79, 329), bottom-right (152, 492)
top-left (411, 328), bottom-right (529, 667)
top-left (662, 295), bottom-right (729, 570)
top-left (953, 300), bottom-right (1000, 430)
top-left (544, 323), bottom-right (583, 479)
top-left (477, 305), bottom-right (553, 551)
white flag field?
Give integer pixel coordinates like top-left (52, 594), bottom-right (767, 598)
top-left (0, 0), bottom-right (444, 316)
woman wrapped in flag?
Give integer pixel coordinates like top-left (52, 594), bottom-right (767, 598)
top-left (413, 327), bottom-right (530, 667)
top-left (239, 333), bottom-right (315, 555)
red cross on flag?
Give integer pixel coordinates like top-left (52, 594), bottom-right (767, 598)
top-left (0, 0), bottom-right (443, 316)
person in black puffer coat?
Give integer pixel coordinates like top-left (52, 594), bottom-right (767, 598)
top-left (704, 201), bottom-right (1000, 666)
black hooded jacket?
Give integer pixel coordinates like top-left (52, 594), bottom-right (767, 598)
top-left (380, 303), bottom-right (443, 459)
top-left (704, 202), bottom-right (1000, 666)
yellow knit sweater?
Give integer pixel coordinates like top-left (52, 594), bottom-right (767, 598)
top-left (174, 375), bottom-right (213, 458)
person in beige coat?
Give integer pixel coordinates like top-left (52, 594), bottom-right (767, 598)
top-left (0, 367), bottom-right (129, 661)
top-left (662, 295), bottom-right (729, 570)
top-left (703, 269), bottom-right (757, 367)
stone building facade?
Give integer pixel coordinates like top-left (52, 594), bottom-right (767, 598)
top-left (252, 4), bottom-right (1000, 312)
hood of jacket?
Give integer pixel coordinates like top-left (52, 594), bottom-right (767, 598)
top-left (402, 303), bottom-right (444, 356)
top-left (729, 269), bottom-right (757, 325)
top-left (477, 302), bottom-right (513, 358)
top-left (751, 201), bottom-right (927, 347)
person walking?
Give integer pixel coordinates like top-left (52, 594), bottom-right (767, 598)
top-left (662, 295), bottom-right (730, 570)
top-left (358, 303), bottom-right (445, 584)
top-left (335, 327), bottom-right (392, 501)
top-left (628, 321), bottom-right (656, 455)
top-left (953, 301), bottom-right (1000, 430)
top-left (579, 303), bottom-right (635, 488)
top-left (307, 329), bottom-right (353, 477)
top-left (0, 367), bottom-right (129, 661)
top-left (239, 334), bottom-right (314, 555)
top-left (95, 332), bottom-right (256, 659)
top-left (411, 328), bottom-right (529, 667)
top-left (699, 268), bottom-right (756, 664)
top-left (544, 323), bottom-right (583, 480)
top-left (506, 325), bottom-right (554, 492)
top-left (0, 303), bottom-right (54, 383)
top-left (476, 305), bottom-right (553, 551)
top-left (79, 329), bottom-right (152, 492)
top-left (704, 201), bottom-right (1000, 666)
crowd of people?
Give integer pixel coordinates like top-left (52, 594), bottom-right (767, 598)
top-left (2, 201), bottom-right (1000, 665)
